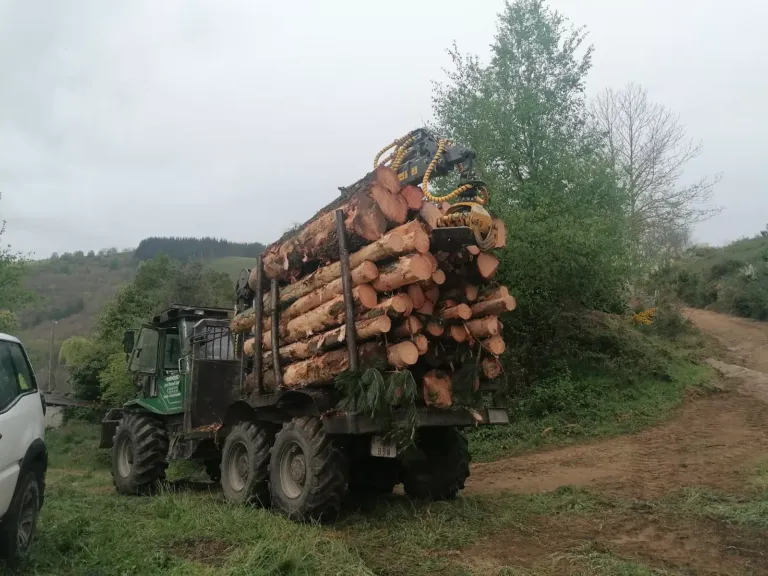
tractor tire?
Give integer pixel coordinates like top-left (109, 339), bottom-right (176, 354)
top-left (348, 438), bottom-right (399, 495)
top-left (111, 413), bottom-right (169, 495)
top-left (204, 458), bottom-right (221, 483)
top-left (402, 427), bottom-right (470, 501)
top-left (220, 422), bottom-right (273, 506)
top-left (0, 467), bottom-right (43, 562)
top-left (269, 416), bottom-right (348, 522)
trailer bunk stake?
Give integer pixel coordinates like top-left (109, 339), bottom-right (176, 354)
top-left (335, 209), bottom-right (359, 371)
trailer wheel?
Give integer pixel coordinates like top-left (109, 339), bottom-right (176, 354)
top-left (402, 427), bottom-right (470, 500)
top-left (269, 417), bottom-right (348, 521)
top-left (111, 413), bottom-right (169, 495)
top-left (220, 422), bottom-right (273, 506)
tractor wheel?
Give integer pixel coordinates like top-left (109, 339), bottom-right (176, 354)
top-left (220, 422), bottom-right (273, 506)
top-left (204, 458), bottom-right (221, 483)
top-left (111, 413), bottom-right (169, 495)
top-left (348, 438), bottom-right (399, 495)
top-left (401, 427), bottom-right (470, 501)
top-left (269, 416), bottom-right (348, 522)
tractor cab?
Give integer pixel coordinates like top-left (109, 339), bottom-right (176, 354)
top-left (100, 306), bottom-right (231, 448)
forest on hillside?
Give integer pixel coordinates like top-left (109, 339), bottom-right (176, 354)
top-left (134, 236), bottom-right (265, 262)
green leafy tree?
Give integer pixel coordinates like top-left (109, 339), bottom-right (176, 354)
top-left (432, 0), bottom-right (630, 382)
top-left (0, 194), bottom-right (33, 331)
top-left (67, 255), bottom-right (234, 404)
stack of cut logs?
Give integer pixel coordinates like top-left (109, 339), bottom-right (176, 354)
top-left (231, 165), bottom-right (514, 407)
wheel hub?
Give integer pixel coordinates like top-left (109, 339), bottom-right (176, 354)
top-left (279, 442), bottom-right (307, 500)
top-left (17, 482), bottom-right (37, 552)
top-left (227, 442), bottom-right (250, 492)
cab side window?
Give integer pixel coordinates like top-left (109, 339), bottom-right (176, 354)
top-left (0, 342), bottom-right (28, 412)
top-left (8, 344), bottom-right (35, 392)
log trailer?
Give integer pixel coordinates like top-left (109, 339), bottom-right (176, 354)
top-left (99, 129), bottom-right (510, 521)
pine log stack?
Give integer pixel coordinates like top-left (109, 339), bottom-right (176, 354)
top-left (231, 164), bottom-right (515, 406)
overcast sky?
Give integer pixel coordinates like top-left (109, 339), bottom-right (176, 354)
top-left (1, 0), bottom-right (766, 258)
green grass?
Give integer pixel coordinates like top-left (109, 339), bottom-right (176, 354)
top-left (469, 360), bottom-right (712, 462)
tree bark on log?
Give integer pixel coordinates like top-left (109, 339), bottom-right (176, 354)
top-left (423, 370), bottom-right (452, 407)
top-left (493, 217), bottom-right (507, 249)
top-left (259, 167), bottom-right (405, 281)
top-left (392, 316), bottom-right (423, 339)
top-left (249, 219), bottom-right (417, 303)
top-left (464, 316), bottom-right (502, 339)
top-left (482, 335), bottom-right (506, 355)
top-left (244, 315), bottom-right (392, 365)
top-left (362, 293), bottom-right (413, 320)
top-left (260, 342), bottom-right (384, 390)
top-left (477, 285), bottom-right (509, 302)
top-left (470, 296), bottom-right (516, 318)
top-left (419, 282), bottom-right (440, 304)
top-left (387, 341), bottom-right (419, 368)
top-left (416, 300), bottom-right (434, 315)
top-left (371, 253), bottom-right (432, 292)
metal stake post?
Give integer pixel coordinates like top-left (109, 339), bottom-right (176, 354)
top-left (270, 279), bottom-right (283, 387)
top-left (252, 258), bottom-right (264, 395)
top-left (335, 209), bottom-right (359, 371)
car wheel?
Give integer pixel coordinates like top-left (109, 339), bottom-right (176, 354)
top-left (0, 469), bottom-right (41, 561)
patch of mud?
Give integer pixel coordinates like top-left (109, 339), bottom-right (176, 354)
top-left (167, 537), bottom-right (236, 567)
top-left (467, 388), bottom-right (768, 500)
top-left (462, 512), bottom-right (768, 575)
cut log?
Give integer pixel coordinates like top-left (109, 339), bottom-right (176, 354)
top-left (465, 316), bottom-right (502, 339)
top-left (392, 316), bottom-right (423, 339)
top-left (401, 185), bottom-right (424, 211)
top-left (413, 334), bottom-right (428, 355)
top-left (387, 341), bottom-right (419, 368)
top-left (483, 335), bottom-right (506, 355)
top-left (480, 356), bottom-right (503, 380)
top-left (407, 284), bottom-right (426, 309)
top-left (465, 284), bottom-right (479, 302)
top-left (439, 302), bottom-right (472, 321)
top-left (416, 300), bottom-right (434, 315)
top-left (470, 296), bottom-right (516, 318)
top-left (493, 217), bottom-right (507, 249)
top-left (259, 167), bottom-right (404, 281)
top-left (467, 245), bottom-right (481, 256)
top-left (449, 324), bottom-right (468, 343)
top-left (371, 254), bottom-right (432, 292)
top-left (397, 220), bottom-right (430, 254)
top-left (424, 252), bottom-right (438, 273)
top-left (244, 315), bottom-right (391, 363)
top-left (249, 220), bottom-right (416, 303)
top-left (477, 253), bottom-right (499, 280)
top-left (431, 269), bottom-right (446, 285)
top-left (423, 318), bottom-right (445, 337)
top-left (262, 285), bottom-right (377, 332)
top-left (419, 202), bottom-right (442, 231)
top-left (422, 370), bottom-right (452, 407)
top-left (260, 342), bottom-right (384, 389)
top-left (233, 284), bottom-right (377, 334)
top-left (362, 293), bottom-right (414, 320)
top-left (478, 285), bottom-right (510, 303)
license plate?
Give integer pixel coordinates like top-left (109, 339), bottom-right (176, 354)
top-left (370, 436), bottom-right (397, 458)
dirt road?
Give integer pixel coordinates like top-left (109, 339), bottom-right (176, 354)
top-left (461, 308), bottom-right (768, 575)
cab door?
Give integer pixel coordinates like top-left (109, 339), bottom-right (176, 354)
top-left (128, 327), bottom-right (160, 397)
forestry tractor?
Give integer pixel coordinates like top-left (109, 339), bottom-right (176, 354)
top-left (100, 129), bottom-right (509, 522)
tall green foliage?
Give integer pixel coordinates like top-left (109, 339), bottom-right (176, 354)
top-left (67, 255), bottom-right (234, 404)
top-left (0, 195), bottom-right (33, 332)
top-left (433, 0), bottom-right (630, 382)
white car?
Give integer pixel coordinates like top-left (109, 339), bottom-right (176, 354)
top-left (0, 333), bottom-right (47, 561)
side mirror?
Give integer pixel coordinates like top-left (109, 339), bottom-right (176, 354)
top-left (123, 330), bottom-right (136, 355)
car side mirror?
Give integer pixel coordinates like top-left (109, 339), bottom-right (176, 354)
top-left (123, 330), bottom-right (136, 355)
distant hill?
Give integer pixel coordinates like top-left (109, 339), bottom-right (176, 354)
top-left (19, 238), bottom-right (261, 393)
top-left (659, 231), bottom-right (768, 320)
